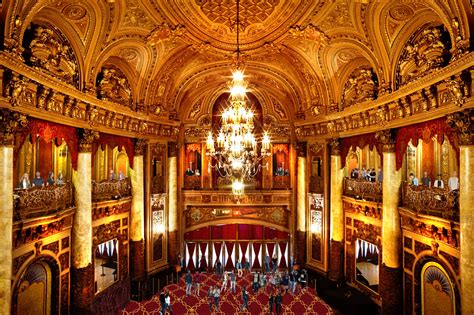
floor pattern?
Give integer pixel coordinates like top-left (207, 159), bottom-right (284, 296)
top-left (120, 273), bottom-right (334, 314)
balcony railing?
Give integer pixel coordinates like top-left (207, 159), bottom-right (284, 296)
top-left (402, 183), bottom-right (458, 220)
top-left (343, 177), bottom-right (382, 202)
top-left (92, 178), bottom-right (131, 202)
top-left (14, 182), bottom-right (74, 220)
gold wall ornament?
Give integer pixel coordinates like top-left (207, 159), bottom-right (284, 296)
top-left (341, 68), bottom-right (378, 108)
top-left (27, 26), bottom-right (78, 86)
top-left (134, 138), bottom-right (147, 156)
top-left (0, 109), bottom-right (28, 146)
top-left (375, 129), bottom-right (397, 153)
top-left (97, 67), bottom-right (133, 107)
top-left (329, 138), bottom-right (341, 156)
top-left (446, 75), bottom-right (466, 107)
top-left (446, 109), bottom-right (473, 146)
top-left (86, 105), bottom-right (98, 126)
top-left (289, 24), bottom-right (328, 44)
top-left (147, 23), bottom-right (185, 46)
top-left (78, 129), bottom-right (99, 153)
top-left (5, 72), bottom-right (26, 107)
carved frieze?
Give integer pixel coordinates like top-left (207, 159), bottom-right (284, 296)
top-left (342, 68), bottom-right (378, 108)
top-left (446, 109), bottom-right (473, 146)
top-left (92, 199), bottom-right (132, 220)
top-left (97, 67), bottom-right (132, 107)
top-left (0, 109), bottom-right (28, 145)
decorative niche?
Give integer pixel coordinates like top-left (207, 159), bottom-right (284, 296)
top-left (184, 143), bottom-right (202, 190)
top-left (272, 144), bottom-right (290, 189)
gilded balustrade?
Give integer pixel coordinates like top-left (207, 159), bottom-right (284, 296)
top-left (14, 182), bottom-right (73, 220)
top-left (92, 178), bottom-right (131, 202)
top-left (343, 177), bottom-right (382, 201)
top-left (402, 183), bottom-right (458, 220)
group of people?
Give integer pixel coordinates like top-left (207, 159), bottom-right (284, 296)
top-left (409, 170), bottom-right (459, 191)
top-left (159, 289), bottom-right (172, 314)
top-left (17, 170), bottom-right (64, 189)
top-left (350, 167), bottom-right (382, 183)
top-left (109, 169), bottom-right (126, 180)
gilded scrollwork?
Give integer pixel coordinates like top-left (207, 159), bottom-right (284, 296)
top-left (0, 109), bottom-right (28, 145)
top-left (446, 109), bottom-right (473, 146)
top-left (26, 26), bottom-right (78, 86)
top-left (91, 178), bottom-right (132, 202)
top-left (78, 129), bottom-right (99, 153)
top-left (341, 68), bottom-right (378, 108)
top-left (5, 72), bottom-right (27, 107)
top-left (97, 67), bottom-right (133, 107)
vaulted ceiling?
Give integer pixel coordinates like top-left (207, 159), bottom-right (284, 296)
top-left (2, 0), bottom-right (472, 124)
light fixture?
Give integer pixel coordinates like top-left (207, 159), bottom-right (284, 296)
top-left (206, 0), bottom-right (271, 196)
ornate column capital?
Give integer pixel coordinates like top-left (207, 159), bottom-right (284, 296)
top-left (446, 109), bottom-right (473, 146)
top-left (134, 138), bottom-right (147, 156)
top-left (168, 142), bottom-right (178, 158)
top-left (296, 141), bottom-right (307, 157)
top-left (375, 129), bottom-right (397, 153)
top-left (0, 109), bottom-right (28, 146)
top-left (78, 129), bottom-right (99, 153)
top-left (329, 138), bottom-right (341, 156)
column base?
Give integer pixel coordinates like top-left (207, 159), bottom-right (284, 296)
top-left (328, 239), bottom-right (344, 282)
top-left (130, 240), bottom-right (145, 278)
top-left (296, 231), bottom-right (306, 265)
top-left (380, 264), bottom-right (403, 315)
top-left (70, 264), bottom-right (94, 315)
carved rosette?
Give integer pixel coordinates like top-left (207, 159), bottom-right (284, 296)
top-left (78, 129), bottom-right (99, 153)
top-left (168, 142), bottom-right (178, 158)
top-left (375, 129), bottom-right (397, 153)
top-left (329, 138), bottom-right (341, 156)
top-left (134, 138), bottom-right (147, 156)
top-left (0, 109), bottom-right (28, 145)
top-left (446, 109), bottom-right (473, 146)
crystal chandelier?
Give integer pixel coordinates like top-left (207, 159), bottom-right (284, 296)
top-left (206, 0), bottom-right (271, 196)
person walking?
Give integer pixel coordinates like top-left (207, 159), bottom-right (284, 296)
top-left (264, 255), bottom-right (270, 273)
top-left (268, 293), bottom-right (274, 314)
top-left (236, 259), bottom-right (243, 277)
top-left (213, 285), bottom-right (220, 312)
top-left (165, 292), bottom-right (172, 314)
top-left (185, 270), bottom-right (193, 296)
top-left (221, 271), bottom-right (228, 292)
top-left (215, 259), bottom-right (222, 279)
top-left (159, 289), bottom-right (166, 315)
top-left (275, 292), bottom-right (282, 315)
top-left (208, 287), bottom-right (214, 312)
top-left (299, 269), bottom-right (307, 293)
top-left (230, 270), bottom-right (237, 293)
top-left (194, 271), bottom-right (201, 296)
top-left (240, 286), bottom-right (250, 312)
top-left (253, 272), bottom-right (259, 293)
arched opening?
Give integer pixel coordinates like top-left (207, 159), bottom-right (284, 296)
top-left (421, 261), bottom-right (455, 315)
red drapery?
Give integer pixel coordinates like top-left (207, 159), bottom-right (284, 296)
top-left (252, 243), bottom-right (261, 269)
top-left (213, 242), bottom-right (222, 267)
top-left (184, 227), bottom-right (210, 240)
top-left (15, 118), bottom-right (79, 169)
top-left (279, 242), bottom-right (287, 268)
top-left (186, 242), bottom-right (196, 270)
top-left (239, 241), bottom-right (249, 264)
top-left (92, 133), bottom-right (134, 168)
top-left (225, 242), bottom-right (234, 269)
top-left (395, 117), bottom-right (458, 170)
top-left (266, 243), bottom-right (275, 260)
top-left (340, 133), bottom-right (382, 168)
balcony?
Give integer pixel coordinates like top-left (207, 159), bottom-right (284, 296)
top-left (401, 184), bottom-right (458, 221)
top-left (343, 178), bottom-right (382, 202)
top-left (92, 178), bottom-right (131, 202)
top-left (14, 182), bottom-right (74, 220)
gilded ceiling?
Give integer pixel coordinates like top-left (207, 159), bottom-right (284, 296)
top-left (1, 0), bottom-right (472, 124)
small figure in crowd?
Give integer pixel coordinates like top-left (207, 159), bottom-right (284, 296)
top-left (56, 171), bottom-right (64, 185)
top-left (118, 170), bottom-right (125, 180)
top-left (269, 293), bottom-right (274, 314)
top-left (18, 173), bottom-right (31, 189)
top-left (421, 171), bottom-right (431, 187)
top-left (433, 174), bottom-right (444, 188)
top-left (47, 171), bottom-right (55, 186)
top-left (240, 286), bottom-right (249, 312)
top-left (236, 259), bottom-right (243, 277)
top-left (195, 169), bottom-right (200, 176)
top-left (272, 254), bottom-right (278, 272)
top-left (369, 168), bottom-right (376, 182)
top-left (32, 171), bottom-right (44, 187)
top-left (409, 172), bottom-right (419, 186)
top-left (377, 168), bottom-right (383, 183)
top-left (230, 270), bottom-right (236, 293)
top-left (194, 271), bottom-right (201, 296)
top-left (185, 270), bottom-right (193, 296)
top-left (448, 171), bottom-right (459, 191)
top-left (109, 169), bottom-right (116, 180)
top-left (275, 291), bottom-right (283, 315)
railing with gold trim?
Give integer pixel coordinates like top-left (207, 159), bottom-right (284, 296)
top-left (401, 183), bottom-right (458, 221)
top-left (343, 177), bottom-right (382, 201)
top-left (92, 178), bottom-right (131, 202)
top-left (14, 182), bottom-right (74, 220)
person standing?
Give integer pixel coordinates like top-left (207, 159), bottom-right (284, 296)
top-left (159, 289), bottom-right (166, 315)
top-left (240, 286), bottom-right (249, 312)
top-left (236, 259), bottom-right (243, 277)
top-left (213, 285), bottom-right (220, 312)
top-left (215, 259), bottom-right (222, 279)
top-left (253, 272), bottom-right (259, 293)
top-left (299, 269), bottom-right (307, 293)
top-left (208, 287), bottom-right (214, 312)
top-left (32, 171), bottom-right (44, 187)
top-left (377, 168), bottom-right (383, 183)
top-left (433, 174), bottom-right (444, 188)
top-left (194, 271), bottom-right (201, 296)
top-left (230, 270), bottom-right (236, 293)
top-left (269, 293), bottom-right (274, 314)
top-left (272, 254), bottom-right (278, 272)
top-left (448, 171), bottom-right (459, 191)
top-left (165, 292), bottom-right (172, 314)
top-left (221, 271), bottom-right (228, 292)
top-left (264, 254), bottom-right (270, 273)
top-left (275, 292), bottom-right (282, 315)
top-left (421, 171), bottom-right (431, 187)
top-left (185, 270), bottom-right (193, 296)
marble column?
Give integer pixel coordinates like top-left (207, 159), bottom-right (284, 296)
top-left (376, 129), bottom-right (402, 315)
top-left (130, 139), bottom-right (146, 278)
top-left (447, 110), bottom-right (473, 315)
top-left (71, 129), bottom-right (98, 314)
top-left (0, 110), bottom-right (27, 314)
top-left (328, 138), bottom-right (344, 281)
top-left (168, 142), bottom-right (178, 265)
top-left (296, 142), bottom-right (307, 265)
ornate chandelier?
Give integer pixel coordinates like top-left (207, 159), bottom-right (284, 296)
top-left (206, 0), bottom-right (271, 196)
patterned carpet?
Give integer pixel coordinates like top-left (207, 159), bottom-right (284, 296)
top-left (120, 273), bottom-right (334, 314)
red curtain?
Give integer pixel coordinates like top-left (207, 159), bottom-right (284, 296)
top-left (225, 242), bottom-right (234, 270)
top-left (265, 227), bottom-right (289, 240)
top-left (239, 241), bottom-right (248, 264)
top-left (266, 243), bottom-right (275, 259)
top-left (395, 117), bottom-right (458, 170)
top-left (38, 138), bottom-right (52, 180)
top-left (184, 227), bottom-right (210, 240)
top-left (340, 133), bottom-right (382, 168)
top-left (279, 242), bottom-right (287, 268)
top-left (186, 242), bottom-right (196, 270)
top-left (92, 133), bottom-right (134, 168)
top-left (15, 118), bottom-right (79, 169)
top-left (252, 243), bottom-right (261, 269)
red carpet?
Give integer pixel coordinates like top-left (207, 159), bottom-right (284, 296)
top-left (120, 273), bottom-right (334, 314)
